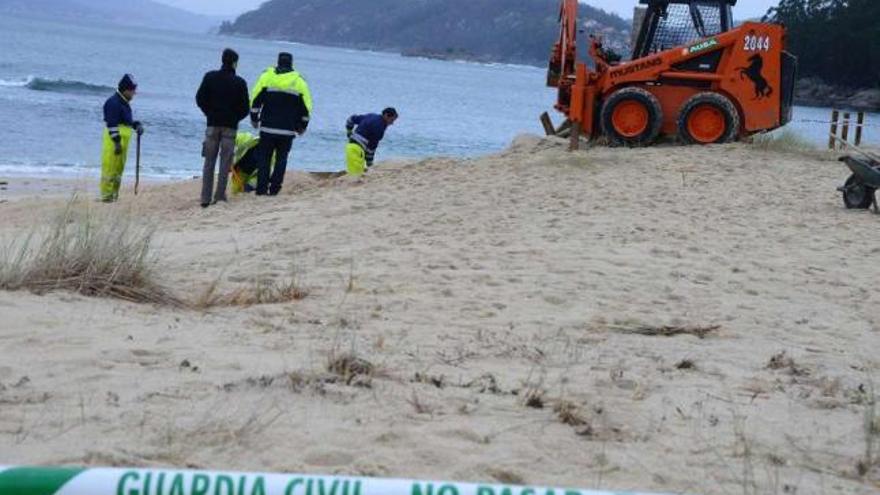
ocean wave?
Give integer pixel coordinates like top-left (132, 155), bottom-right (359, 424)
top-left (0, 162), bottom-right (194, 181)
top-left (0, 76), bottom-right (114, 95)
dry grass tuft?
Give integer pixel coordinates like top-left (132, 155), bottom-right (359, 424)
top-left (554, 400), bottom-right (588, 427)
top-left (196, 270), bottom-right (308, 309)
top-left (413, 372), bottom-right (445, 389)
top-left (407, 390), bottom-right (436, 415)
top-left (767, 351), bottom-right (810, 376)
top-left (858, 380), bottom-right (877, 478)
top-left (523, 387), bottom-right (546, 409)
top-left (0, 200), bottom-right (179, 306)
top-left (327, 352), bottom-right (375, 387)
top-left (486, 468), bottom-right (526, 485)
top-left (676, 359), bottom-right (696, 370)
top-left (611, 322), bottom-right (720, 339)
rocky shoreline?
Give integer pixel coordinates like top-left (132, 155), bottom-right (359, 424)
top-left (400, 48), bottom-right (498, 65)
top-left (796, 78), bottom-right (880, 112)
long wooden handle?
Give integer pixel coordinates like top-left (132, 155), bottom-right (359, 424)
top-left (829, 133), bottom-right (880, 161)
top-left (134, 134), bottom-right (141, 195)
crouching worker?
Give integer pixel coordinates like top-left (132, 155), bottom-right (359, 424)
top-left (345, 107), bottom-right (398, 176)
top-left (100, 74), bottom-right (144, 202)
top-left (230, 132), bottom-right (276, 194)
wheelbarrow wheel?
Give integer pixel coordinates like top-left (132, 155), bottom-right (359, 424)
top-left (842, 174), bottom-right (876, 209)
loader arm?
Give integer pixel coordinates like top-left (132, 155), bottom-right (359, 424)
top-left (547, 0), bottom-right (577, 89)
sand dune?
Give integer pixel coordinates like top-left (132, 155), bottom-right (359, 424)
top-left (1, 137), bottom-right (878, 494)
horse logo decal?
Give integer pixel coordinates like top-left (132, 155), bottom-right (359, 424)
top-left (738, 54), bottom-right (773, 100)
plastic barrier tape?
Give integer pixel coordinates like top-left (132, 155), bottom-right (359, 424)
top-left (0, 466), bottom-right (671, 495)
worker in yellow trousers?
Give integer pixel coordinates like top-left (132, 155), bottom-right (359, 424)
top-left (230, 132), bottom-right (276, 194)
top-left (100, 74), bottom-right (144, 202)
top-left (345, 107), bottom-right (398, 176)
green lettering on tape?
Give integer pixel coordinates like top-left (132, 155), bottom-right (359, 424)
top-left (215, 476), bottom-right (236, 495)
top-left (477, 487), bottom-right (494, 495)
top-left (438, 485), bottom-right (459, 495)
top-left (157, 473), bottom-right (167, 495)
top-left (118, 471), bottom-right (140, 495)
top-left (170, 474), bottom-right (185, 495)
top-left (191, 475), bottom-right (211, 495)
top-left (413, 483), bottom-right (433, 495)
top-left (319, 479), bottom-right (339, 495)
top-left (251, 477), bottom-right (267, 495)
top-left (285, 478), bottom-right (304, 495)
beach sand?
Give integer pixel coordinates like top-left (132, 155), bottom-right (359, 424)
top-left (0, 136), bottom-right (878, 494)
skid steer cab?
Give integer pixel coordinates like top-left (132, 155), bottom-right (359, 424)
top-left (548, 0), bottom-right (797, 148)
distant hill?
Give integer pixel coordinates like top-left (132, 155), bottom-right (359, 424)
top-left (0, 0), bottom-right (220, 33)
top-left (220, 0), bottom-right (632, 66)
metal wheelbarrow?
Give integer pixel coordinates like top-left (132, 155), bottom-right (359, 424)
top-left (838, 155), bottom-right (880, 212)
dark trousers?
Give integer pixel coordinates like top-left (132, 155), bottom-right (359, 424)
top-left (256, 132), bottom-right (293, 196)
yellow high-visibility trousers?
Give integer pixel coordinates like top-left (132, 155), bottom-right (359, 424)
top-left (346, 142), bottom-right (367, 176)
top-left (100, 125), bottom-right (133, 202)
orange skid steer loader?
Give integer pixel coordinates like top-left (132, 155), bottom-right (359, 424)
top-left (547, 0), bottom-right (797, 148)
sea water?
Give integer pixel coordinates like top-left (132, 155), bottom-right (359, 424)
top-left (0, 15), bottom-right (876, 180)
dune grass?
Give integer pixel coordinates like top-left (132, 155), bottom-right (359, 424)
top-left (194, 269), bottom-right (309, 309)
top-left (750, 129), bottom-right (819, 154)
top-left (0, 199), bottom-right (180, 305)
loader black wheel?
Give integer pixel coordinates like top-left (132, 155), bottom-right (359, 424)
top-left (842, 174), bottom-right (876, 209)
top-left (600, 87), bottom-right (663, 147)
top-left (678, 92), bottom-right (741, 145)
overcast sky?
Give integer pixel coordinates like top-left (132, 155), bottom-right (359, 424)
top-left (156, 0), bottom-right (777, 20)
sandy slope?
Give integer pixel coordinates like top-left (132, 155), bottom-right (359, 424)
top-left (0, 137), bottom-right (878, 495)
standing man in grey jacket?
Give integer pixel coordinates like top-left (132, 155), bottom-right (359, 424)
top-left (196, 48), bottom-right (250, 208)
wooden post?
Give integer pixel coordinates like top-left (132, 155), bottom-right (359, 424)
top-left (855, 112), bottom-right (865, 147)
top-left (829, 109), bottom-right (839, 150)
top-left (556, 119), bottom-right (572, 137)
top-left (841, 112), bottom-right (851, 148)
top-left (540, 112), bottom-right (556, 136)
top-left (569, 121), bottom-right (581, 151)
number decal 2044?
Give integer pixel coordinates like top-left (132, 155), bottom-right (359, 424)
top-left (744, 35), bottom-right (771, 52)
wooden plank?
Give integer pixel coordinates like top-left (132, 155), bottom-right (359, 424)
top-left (556, 119), bottom-right (572, 138)
top-left (829, 109), bottom-right (839, 150)
top-left (540, 112), bottom-right (556, 136)
top-left (841, 112), bottom-right (851, 147)
top-left (855, 112), bottom-right (865, 147)
top-left (569, 121), bottom-right (581, 151)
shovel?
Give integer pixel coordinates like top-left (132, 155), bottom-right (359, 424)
top-left (134, 132), bottom-right (141, 195)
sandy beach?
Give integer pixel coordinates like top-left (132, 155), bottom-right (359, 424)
top-left (0, 136), bottom-right (878, 495)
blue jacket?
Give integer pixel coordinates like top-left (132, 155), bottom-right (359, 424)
top-left (103, 91), bottom-right (135, 142)
top-left (346, 113), bottom-right (387, 153)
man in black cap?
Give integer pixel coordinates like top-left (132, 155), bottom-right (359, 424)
top-left (196, 48), bottom-right (251, 207)
top-left (100, 73), bottom-right (143, 202)
top-left (249, 52), bottom-right (313, 196)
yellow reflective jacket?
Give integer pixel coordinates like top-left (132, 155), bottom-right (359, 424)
top-left (250, 67), bottom-right (312, 136)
